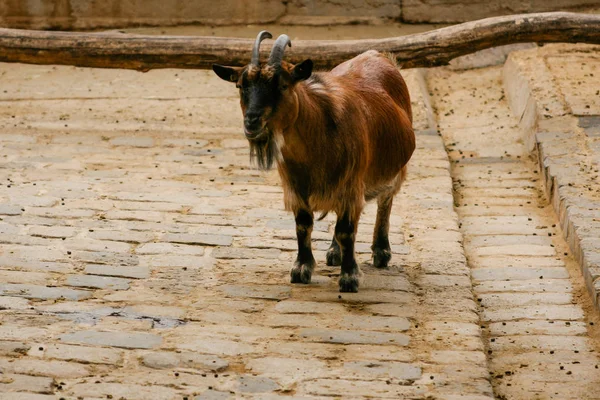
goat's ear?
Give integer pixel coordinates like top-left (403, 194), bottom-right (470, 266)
top-left (291, 59), bottom-right (313, 82)
top-left (212, 64), bottom-right (242, 83)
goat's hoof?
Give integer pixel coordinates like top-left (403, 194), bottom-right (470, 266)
top-left (339, 273), bottom-right (360, 292)
top-left (372, 247), bottom-right (392, 269)
top-left (290, 260), bottom-right (315, 284)
top-left (326, 249), bottom-right (342, 266)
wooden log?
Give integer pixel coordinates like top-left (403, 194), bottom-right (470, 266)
top-left (0, 12), bottom-right (599, 71)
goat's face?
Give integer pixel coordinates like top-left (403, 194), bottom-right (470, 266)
top-left (212, 32), bottom-right (313, 142)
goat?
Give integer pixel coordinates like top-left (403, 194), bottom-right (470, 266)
top-left (213, 31), bottom-right (415, 292)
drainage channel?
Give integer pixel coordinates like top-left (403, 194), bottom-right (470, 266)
top-left (428, 65), bottom-right (600, 399)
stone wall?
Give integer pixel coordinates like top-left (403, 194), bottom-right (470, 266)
top-left (402, 0), bottom-right (600, 23)
top-left (0, 0), bottom-right (598, 30)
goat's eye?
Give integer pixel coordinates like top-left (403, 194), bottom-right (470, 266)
top-left (280, 84), bottom-right (289, 92)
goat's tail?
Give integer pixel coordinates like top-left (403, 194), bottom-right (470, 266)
top-left (316, 211), bottom-right (329, 221)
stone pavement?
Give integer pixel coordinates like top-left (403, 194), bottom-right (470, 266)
top-left (0, 45), bottom-right (599, 400)
top-left (429, 63), bottom-right (600, 399)
top-left (0, 64), bottom-right (494, 399)
top-left (503, 43), bottom-right (600, 312)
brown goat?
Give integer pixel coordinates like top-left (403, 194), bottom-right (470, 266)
top-left (213, 31), bottom-right (415, 292)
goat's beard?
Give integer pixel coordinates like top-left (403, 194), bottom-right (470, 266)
top-left (248, 128), bottom-right (276, 170)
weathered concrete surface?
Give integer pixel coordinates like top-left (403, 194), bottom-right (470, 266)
top-left (284, 0), bottom-right (401, 22)
top-left (503, 44), bottom-right (600, 312)
top-left (1, 0), bottom-right (599, 29)
top-left (0, 0), bottom-right (288, 28)
top-left (0, 0), bottom-right (398, 29)
top-left (0, 49), bottom-right (495, 397)
top-left (430, 64), bottom-right (600, 399)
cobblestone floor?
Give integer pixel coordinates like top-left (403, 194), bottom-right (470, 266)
top-left (0, 44), bottom-right (599, 399)
top-left (0, 64), bottom-right (494, 399)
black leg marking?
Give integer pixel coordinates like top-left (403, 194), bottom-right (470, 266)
top-left (335, 212), bottom-right (360, 292)
top-left (372, 194), bottom-right (393, 269)
top-left (326, 237), bottom-right (341, 266)
top-left (290, 209), bottom-right (316, 284)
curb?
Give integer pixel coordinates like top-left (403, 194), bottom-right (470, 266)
top-left (503, 47), bottom-right (600, 311)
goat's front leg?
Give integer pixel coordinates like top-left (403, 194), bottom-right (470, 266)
top-left (290, 208), bottom-right (316, 284)
top-left (335, 211), bottom-right (361, 292)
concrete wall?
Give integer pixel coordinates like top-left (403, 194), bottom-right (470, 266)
top-left (0, 0), bottom-right (598, 30)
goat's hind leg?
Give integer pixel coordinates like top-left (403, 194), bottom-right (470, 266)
top-left (336, 211), bottom-right (361, 292)
top-left (291, 208), bottom-right (316, 284)
top-left (372, 192), bottom-right (393, 269)
top-left (326, 237), bottom-right (341, 266)
top-left (372, 167), bottom-right (406, 269)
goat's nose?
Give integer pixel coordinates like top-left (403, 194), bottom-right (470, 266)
top-left (244, 113), bottom-right (261, 129)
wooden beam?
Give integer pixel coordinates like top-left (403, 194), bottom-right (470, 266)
top-left (0, 12), bottom-right (599, 71)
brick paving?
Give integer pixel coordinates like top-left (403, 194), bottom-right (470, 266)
top-left (0, 45), bottom-right (599, 399)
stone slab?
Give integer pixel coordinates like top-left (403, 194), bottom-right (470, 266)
top-left (60, 331), bottom-right (162, 349)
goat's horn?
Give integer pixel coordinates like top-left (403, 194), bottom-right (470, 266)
top-left (251, 30), bottom-right (273, 66)
top-left (268, 34), bottom-right (291, 68)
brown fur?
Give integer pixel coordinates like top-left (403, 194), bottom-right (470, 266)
top-left (269, 50), bottom-right (415, 220)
